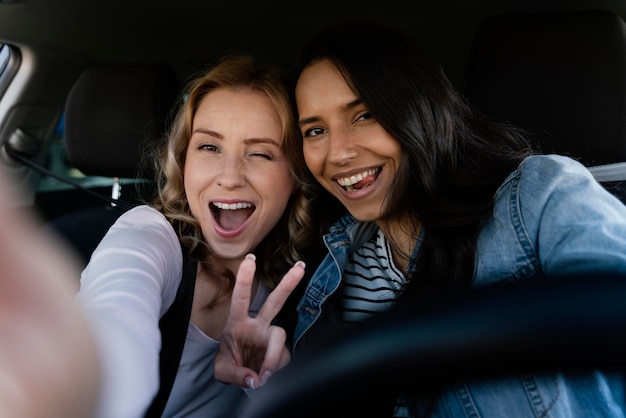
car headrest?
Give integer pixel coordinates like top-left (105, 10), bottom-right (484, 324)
top-left (64, 64), bottom-right (180, 178)
top-left (463, 10), bottom-right (626, 167)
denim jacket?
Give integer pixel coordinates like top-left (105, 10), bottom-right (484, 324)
top-left (293, 155), bottom-right (626, 417)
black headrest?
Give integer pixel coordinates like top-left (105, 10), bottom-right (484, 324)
top-left (64, 64), bottom-right (180, 178)
top-left (463, 10), bottom-right (626, 166)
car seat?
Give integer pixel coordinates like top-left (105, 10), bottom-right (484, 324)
top-left (463, 9), bottom-right (626, 201)
top-left (50, 64), bottom-right (180, 267)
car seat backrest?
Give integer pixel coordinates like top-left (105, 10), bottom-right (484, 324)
top-left (51, 64), bottom-right (180, 267)
top-left (463, 9), bottom-right (626, 200)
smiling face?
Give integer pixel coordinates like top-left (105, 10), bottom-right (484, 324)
top-left (295, 59), bottom-right (402, 223)
top-left (184, 87), bottom-right (295, 266)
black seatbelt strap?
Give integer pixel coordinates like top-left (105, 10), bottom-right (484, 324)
top-left (144, 255), bottom-right (197, 418)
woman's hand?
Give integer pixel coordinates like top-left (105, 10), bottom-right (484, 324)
top-left (214, 254), bottom-right (305, 389)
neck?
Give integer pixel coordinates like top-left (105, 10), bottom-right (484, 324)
top-left (203, 254), bottom-right (244, 278)
top-left (376, 218), bottom-right (421, 273)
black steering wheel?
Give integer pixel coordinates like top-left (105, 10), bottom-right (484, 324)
top-left (235, 274), bottom-right (626, 418)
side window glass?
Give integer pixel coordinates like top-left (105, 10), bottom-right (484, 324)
top-left (0, 43), bottom-right (20, 101)
top-left (0, 44), bottom-right (10, 75)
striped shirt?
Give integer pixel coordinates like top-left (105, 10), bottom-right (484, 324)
top-left (341, 227), bottom-right (410, 417)
top-left (342, 227), bottom-right (408, 323)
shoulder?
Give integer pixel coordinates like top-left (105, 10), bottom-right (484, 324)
top-left (506, 154), bottom-right (590, 186)
top-left (492, 153), bottom-right (626, 237)
top-left (493, 153), bottom-right (626, 236)
top-left (113, 204), bottom-right (170, 227)
top-left (519, 153), bottom-right (589, 176)
top-left (107, 205), bottom-right (177, 242)
top-left (81, 205), bottom-right (183, 312)
top-left (89, 204), bottom-right (182, 275)
top-left (479, 155), bottom-right (626, 281)
top-left (497, 154), bottom-right (600, 205)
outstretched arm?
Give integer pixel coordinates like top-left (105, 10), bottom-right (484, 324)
top-left (214, 254), bottom-right (305, 389)
top-left (0, 170), bottom-right (100, 418)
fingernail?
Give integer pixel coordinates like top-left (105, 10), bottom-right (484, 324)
top-left (295, 260), bottom-right (306, 269)
top-left (245, 253), bottom-right (256, 261)
top-left (245, 376), bottom-right (255, 390)
top-left (260, 370), bottom-right (273, 386)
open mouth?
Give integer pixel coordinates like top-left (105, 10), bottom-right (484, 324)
top-left (335, 168), bottom-right (381, 192)
top-left (210, 201), bottom-right (255, 231)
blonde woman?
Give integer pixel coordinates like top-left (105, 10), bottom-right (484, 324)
top-left (77, 53), bottom-right (317, 417)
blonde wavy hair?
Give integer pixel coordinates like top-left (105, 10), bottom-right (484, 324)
top-left (149, 53), bottom-right (316, 290)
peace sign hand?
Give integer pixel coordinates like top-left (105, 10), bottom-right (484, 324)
top-left (214, 254), bottom-right (305, 390)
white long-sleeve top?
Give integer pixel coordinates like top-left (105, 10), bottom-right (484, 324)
top-left (77, 205), bottom-right (267, 418)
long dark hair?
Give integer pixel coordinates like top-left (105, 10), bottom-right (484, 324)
top-left (289, 21), bottom-right (538, 295)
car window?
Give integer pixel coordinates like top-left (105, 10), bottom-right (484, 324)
top-left (0, 43), bottom-right (17, 96)
top-left (0, 43), bottom-right (132, 204)
top-left (0, 44), bottom-right (9, 74)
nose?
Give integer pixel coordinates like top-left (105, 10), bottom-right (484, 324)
top-left (327, 129), bottom-right (358, 166)
top-left (216, 155), bottom-right (246, 189)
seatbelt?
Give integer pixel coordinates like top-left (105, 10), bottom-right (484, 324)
top-left (143, 255), bottom-right (197, 418)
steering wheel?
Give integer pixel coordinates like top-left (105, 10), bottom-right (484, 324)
top-left (235, 274), bottom-right (626, 417)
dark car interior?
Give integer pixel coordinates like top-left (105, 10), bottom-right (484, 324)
top-left (464, 9), bottom-right (626, 201)
top-left (0, 0), bottom-right (625, 415)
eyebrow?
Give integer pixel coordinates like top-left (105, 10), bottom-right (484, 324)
top-left (298, 97), bottom-right (363, 127)
top-left (192, 128), bottom-right (280, 147)
top-left (192, 128), bottom-right (222, 139)
top-left (244, 137), bottom-right (281, 147)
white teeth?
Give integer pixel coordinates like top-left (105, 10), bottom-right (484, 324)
top-left (213, 202), bottom-right (253, 210)
top-left (337, 169), bottom-right (377, 187)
